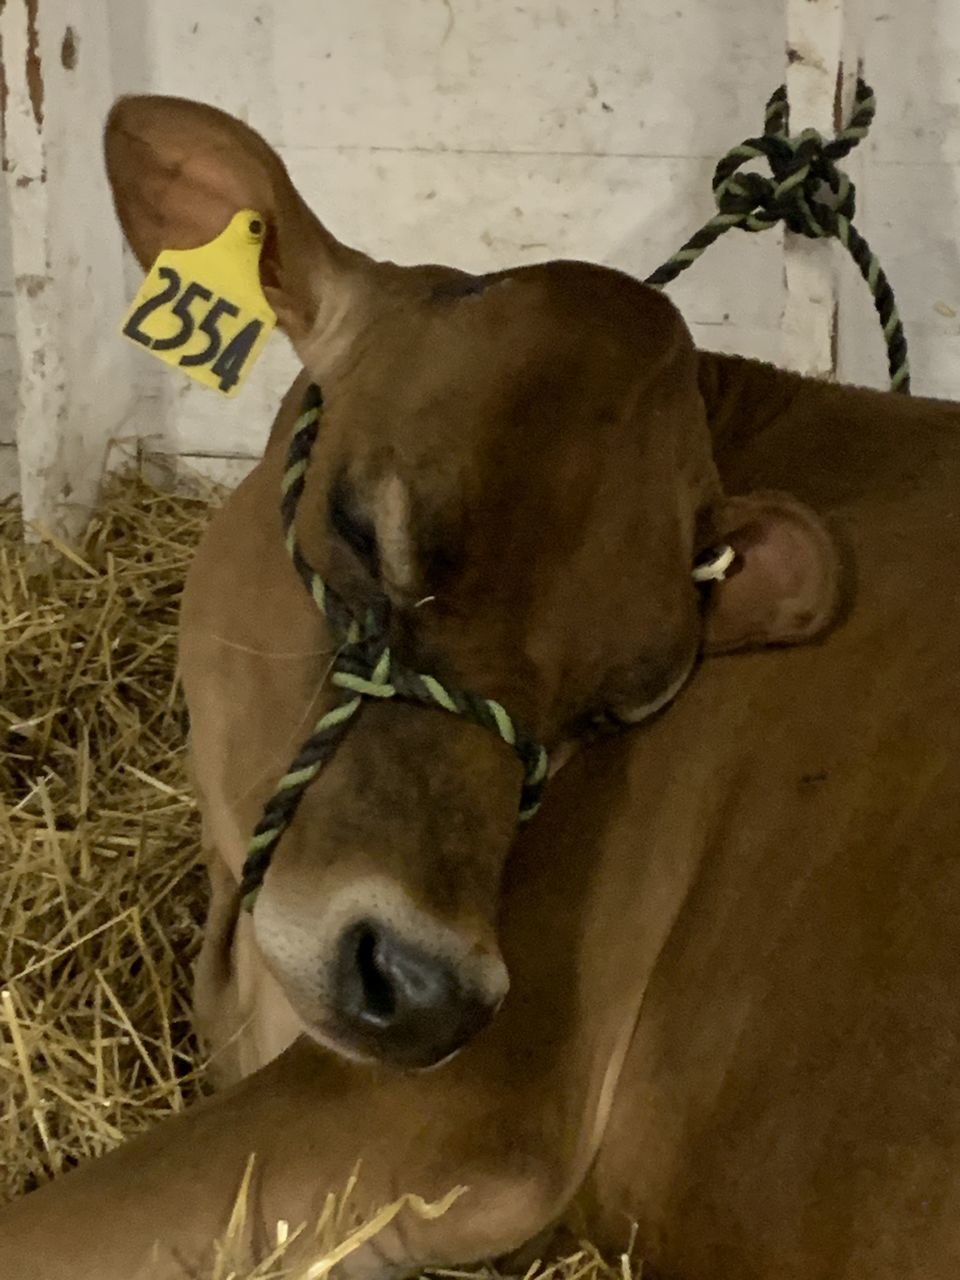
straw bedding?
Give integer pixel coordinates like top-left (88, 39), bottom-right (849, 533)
top-left (0, 474), bottom-right (209, 1203)
top-left (0, 473), bottom-right (627, 1280)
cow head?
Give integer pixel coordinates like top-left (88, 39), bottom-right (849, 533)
top-left (105, 98), bottom-right (841, 1069)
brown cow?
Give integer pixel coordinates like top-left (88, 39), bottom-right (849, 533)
top-left (100, 97), bottom-right (835, 1085)
top-left (2, 98), bottom-right (959, 1280)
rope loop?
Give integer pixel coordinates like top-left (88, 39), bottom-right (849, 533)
top-left (710, 80), bottom-right (871, 241)
top-left (645, 79), bottom-right (910, 393)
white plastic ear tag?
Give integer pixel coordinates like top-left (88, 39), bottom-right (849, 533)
top-left (692, 544), bottom-right (736, 583)
top-left (120, 210), bottom-right (276, 397)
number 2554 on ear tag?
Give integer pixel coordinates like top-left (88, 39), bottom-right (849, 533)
top-left (120, 210), bottom-right (277, 397)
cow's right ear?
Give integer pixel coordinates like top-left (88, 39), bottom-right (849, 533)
top-left (104, 95), bottom-right (369, 343)
top-left (702, 491), bottom-right (842, 654)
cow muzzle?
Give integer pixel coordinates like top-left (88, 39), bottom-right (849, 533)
top-left (252, 877), bottom-right (509, 1069)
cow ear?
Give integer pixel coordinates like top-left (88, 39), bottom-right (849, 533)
top-left (104, 95), bottom-right (369, 342)
top-left (703, 492), bottom-right (842, 654)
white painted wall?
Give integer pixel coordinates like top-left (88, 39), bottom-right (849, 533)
top-left (1, 0), bottom-right (136, 533)
top-left (1, 0), bottom-right (958, 501)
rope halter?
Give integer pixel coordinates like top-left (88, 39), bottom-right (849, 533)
top-left (240, 384), bottom-right (550, 909)
top-left (240, 384), bottom-right (738, 911)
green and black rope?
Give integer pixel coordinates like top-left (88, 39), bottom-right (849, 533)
top-left (240, 385), bottom-right (549, 910)
top-left (241, 80), bottom-right (911, 909)
top-left (644, 79), bottom-right (910, 394)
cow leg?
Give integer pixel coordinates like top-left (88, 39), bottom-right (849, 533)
top-left (0, 1036), bottom-right (576, 1280)
top-left (191, 835), bottom-right (241, 1066)
top-left (193, 836), bottom-right (303, 1086)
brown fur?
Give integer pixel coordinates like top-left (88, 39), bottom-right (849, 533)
top-left (2, 365), bottom-right (958, 1280)
top-left (100, 96), bottom-right (838, 1074)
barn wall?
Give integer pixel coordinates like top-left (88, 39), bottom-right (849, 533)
top-left (0, 169), bottom-right (16, 495)
top-left (1, 0), bottom-right (958, 492)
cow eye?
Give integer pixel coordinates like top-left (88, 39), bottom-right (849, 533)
top-left (329, 478), bottom-right (380, 579)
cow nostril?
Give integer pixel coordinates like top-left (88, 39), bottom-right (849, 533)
top-left (332, 920), bottom-right (497, 1065)
top-left (343, 921), bottom-right (453, 1028)
top-left (353, 926), bottom-right (397, 1024)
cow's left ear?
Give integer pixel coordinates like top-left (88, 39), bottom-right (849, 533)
top-left (702, 492), bottom-right (842, 654)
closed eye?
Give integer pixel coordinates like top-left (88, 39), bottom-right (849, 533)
top-left (329, 476), bottom-right (380, 579)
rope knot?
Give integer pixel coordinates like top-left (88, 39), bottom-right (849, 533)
top-left (712, 80), bottom-right (873, 241)
top-left (644, 78), bottom-right (909, 394)
top-left (332, 640), bottom-right (397, 700)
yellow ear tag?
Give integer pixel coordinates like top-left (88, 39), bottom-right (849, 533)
top-left (120, 209), bottom-right (277, 397)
